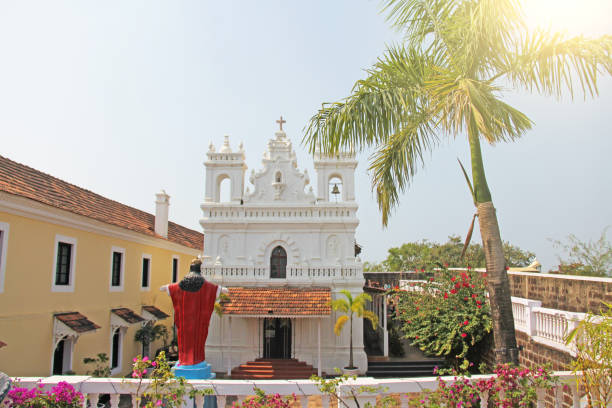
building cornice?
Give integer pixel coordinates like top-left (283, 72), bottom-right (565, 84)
top-left (0, 192), bottom-right (201, 255)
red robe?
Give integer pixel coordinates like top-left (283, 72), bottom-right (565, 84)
top-left (169, 281), bottom-right (218, 366)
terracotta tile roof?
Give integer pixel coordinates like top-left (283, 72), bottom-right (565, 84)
top-left (55, 312), bottom-right (101, 333)
top-left (0, 155), bottom-right (203, 250)
top-left (221, 287), bottom-right (331, 316)
top-left (142, 305), bottom-right (170, 320)
top-left (112, 308), bottom-right (145, 324)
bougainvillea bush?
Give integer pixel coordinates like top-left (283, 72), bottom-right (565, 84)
top-left (392, 268), bottom-right (491, 371)
top-left (410, 364), bottom-right (559, 408)
top-left (4, 381), bottom-right (83, 408)
top-left (231, 387), bottom-right (297, 408)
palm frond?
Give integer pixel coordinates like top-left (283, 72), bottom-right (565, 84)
top-left (330, 298), bottom-right (350, 313)
top-left (463, 79), bottom-right (533, 143)
top-left (457, 158), bottom-right (476, 206)
top-left (361, 310), bottom-right (380, 330)
top-left (381, 0), bottom-right (457, 45)
top-left (334, 315), bottom-right (349, 336)
top-left (303, 46), bottom-right (432, 157)
top-left (350, 297), bottom-right (367, 313)
top-left (502, 31), bottom-right (612, 99)
top-left (369, 112), bottom-right (439, 225)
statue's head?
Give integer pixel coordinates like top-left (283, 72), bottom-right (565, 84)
top-left (180, 258), bottom-right (204, 292)
top-left (189, 258), bottom-right (202, 274)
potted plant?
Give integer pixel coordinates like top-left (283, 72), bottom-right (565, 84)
top-left (331, 290), bottom-right (378, 375)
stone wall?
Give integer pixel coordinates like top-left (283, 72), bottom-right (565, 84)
top-left (364, 272), bottom-right (431, 288)
top-left (506, 272), bottom-right (612, 313)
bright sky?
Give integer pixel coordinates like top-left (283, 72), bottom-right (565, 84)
top-left (1, 1), bottom-right (611, 271)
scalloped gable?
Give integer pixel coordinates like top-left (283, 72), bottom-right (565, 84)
top-left (244, 130), bottom-right (316, 204)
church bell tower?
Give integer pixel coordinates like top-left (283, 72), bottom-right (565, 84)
top-left (203, 136), bottom-right (247, 203)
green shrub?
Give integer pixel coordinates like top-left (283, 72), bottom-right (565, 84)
top-left (392, 268), bottom-right (491, 371)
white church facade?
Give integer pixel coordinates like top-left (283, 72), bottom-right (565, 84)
top-left (199, 121), bottom-right (367, 375)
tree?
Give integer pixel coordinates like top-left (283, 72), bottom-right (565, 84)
top-left (551, 228), bottom-right (612, 277)
top-left (304, 0), bottom-right (612, 365)
top-left (331, 290), bottom-right (378, 369)
top-left (134, 322), bottom-right (169, 358)
top-left (366, 236), bottom-right (534, 272)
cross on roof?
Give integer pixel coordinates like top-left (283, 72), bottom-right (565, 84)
top-left (276, 116), bottom-right (286, 131)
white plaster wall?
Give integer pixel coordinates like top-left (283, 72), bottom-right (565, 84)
top-left (202, 228), bottom-right (358, 268)
top-left (205, 288), bottom-right (368, 374)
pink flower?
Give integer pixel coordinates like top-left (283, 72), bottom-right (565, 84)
top-left (461, 333), bottom-right (467, 338)
top-left (463, 320), bottom-right (469, 326)
top-left (151, 361), bottom-right (158, 367)
top-left (142, 356), bottom-right (149, 362)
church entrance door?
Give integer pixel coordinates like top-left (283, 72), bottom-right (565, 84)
top-left (263, 318), bottom-right (291, 359)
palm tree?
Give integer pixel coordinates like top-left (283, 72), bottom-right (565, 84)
top-left (304, 0), bottom-right (612, 365)
top-left (332, 290), bottom-right (378, 369)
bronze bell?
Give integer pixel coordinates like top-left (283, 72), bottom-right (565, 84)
top-left (331, 183), bottom-right (340, 195)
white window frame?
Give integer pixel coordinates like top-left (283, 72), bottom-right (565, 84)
top-left (51, 234), bottom-right (77, 293)
top-left (141, 253), bottom-right (152, 291)
top-left (109, 246), bottom-right (125, 292)
top-left (0, 221), bottom-right (9, 293)
top-left (171, 255), bottom-right (180, 283)
top-left (109, 327), bottom-right (124, 375)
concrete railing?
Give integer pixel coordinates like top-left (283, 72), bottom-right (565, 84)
top-left (201, 206), bottom-right (357, 220)
top-left (201, 265), bottom-right (362, 281)
top-left (511, 296), bottom-right (586, 356)
top-left (11, 372), bottom-right (582, 408)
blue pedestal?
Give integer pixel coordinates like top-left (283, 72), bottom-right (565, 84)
top-left (172, 360), bottom-right (216, 380)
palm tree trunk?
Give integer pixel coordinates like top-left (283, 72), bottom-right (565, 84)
top-left (468, 122), bottom-right (519, 366)
top-left (349, 314), bottom-right (354, 368)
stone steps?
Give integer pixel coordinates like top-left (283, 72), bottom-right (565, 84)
top-left (231, 358), bottom-right (318, 379)
top-left (365, 359), bottom-right (444, 378)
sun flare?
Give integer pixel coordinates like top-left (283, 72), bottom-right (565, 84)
top-left (521, 0), bottom-right (612, 36)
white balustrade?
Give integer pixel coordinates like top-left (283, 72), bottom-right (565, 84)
top-left (201, 265), bottom-right (363, 282)
top-left (511, 297), bottom-right (586, 356)
top-left (202, 206), bottom-right (357, 221)
top-left (10, 373), bottom-right (583, 408)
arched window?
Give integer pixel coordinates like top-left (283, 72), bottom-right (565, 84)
top-left (329, 176), bottom-right (343, 202)
top-left (270, 246), bottom-right (287, 279)
top-left (275, 172), bottom-right (282, 183)
top-left (218, 176), bottom-right (231, 203)
top-left (52, 337), bottom-right (71, 375)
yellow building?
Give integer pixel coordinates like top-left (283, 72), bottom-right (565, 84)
top-left (0, 155), bottom-right (203, 377)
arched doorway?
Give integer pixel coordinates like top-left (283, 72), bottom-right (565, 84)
top-left (263, 318), bottom-right (292, 359)
top-left (270, 246), bottom-right (287, 279)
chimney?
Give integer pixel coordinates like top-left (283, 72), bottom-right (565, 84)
top-left (155, 190), bottom-right (170, 238)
